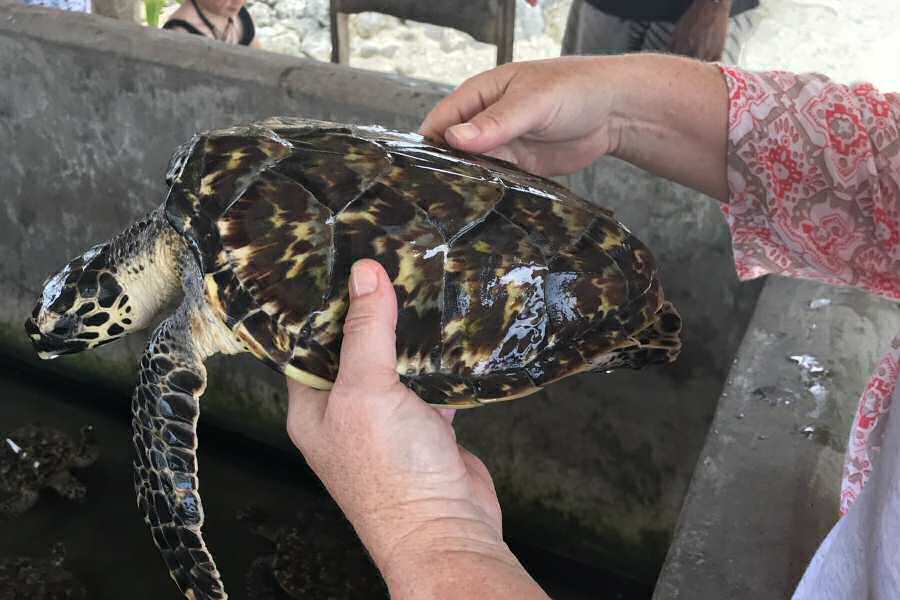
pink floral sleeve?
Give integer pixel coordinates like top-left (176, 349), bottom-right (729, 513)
top-left (718, 66), bottom-right (900, 515)
top-left (718, 66), bottom-right (900, 299)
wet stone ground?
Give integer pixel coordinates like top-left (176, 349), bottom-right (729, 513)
top-left (0, 363), bottom-right (644, 599)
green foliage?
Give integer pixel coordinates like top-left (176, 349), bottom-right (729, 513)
top-left (144, 0), bottom-right (167, 27)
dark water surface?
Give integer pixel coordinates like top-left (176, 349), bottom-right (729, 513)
top-left (0, 364), bottom-right (650, 599)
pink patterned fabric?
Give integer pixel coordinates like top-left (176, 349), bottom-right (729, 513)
top-left (718, 65), bottom-right (900, 515)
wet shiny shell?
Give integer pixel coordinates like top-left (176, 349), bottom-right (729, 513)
top-left (164, 118), bottom-right (678, 406)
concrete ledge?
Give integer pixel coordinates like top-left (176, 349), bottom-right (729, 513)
top-left (653, 276), bottom-right (900, 598)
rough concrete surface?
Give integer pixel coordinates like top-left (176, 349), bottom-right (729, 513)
top-left (654, 277), bottom-right (900, 599)
top-left (0, 5), bottom-right (759, 582)
top-left (92, 0), bottom-right (142, 23)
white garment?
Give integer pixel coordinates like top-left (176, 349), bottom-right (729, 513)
top-left (794, 384), bottom-right (900, 598)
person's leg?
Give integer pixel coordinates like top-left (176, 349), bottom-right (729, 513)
top-left (561, 0), bottom-right (646, 56)
top-left (640, 20), bottom-right (676, 53)
top-left (721, 9), bottom-right (761, 65)
top-left (640, 9), bottom-right (761, 64)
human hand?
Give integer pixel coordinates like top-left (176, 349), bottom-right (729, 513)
top-left (422, 54), bottom-right (730, 202)
top-left (670, 0), bottom-right (731, 61)
top-left (419, 57), bottom-right (623, 177)
top-left (286, 260), bottom-right (542, 596)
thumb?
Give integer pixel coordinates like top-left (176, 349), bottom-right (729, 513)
top-left (334, 259), bottom-right (399, 391)
top-left (445, 90), bottom-right (547, 155)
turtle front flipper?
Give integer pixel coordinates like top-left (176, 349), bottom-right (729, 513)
top-left (132, 305), bottom-right (227, 600)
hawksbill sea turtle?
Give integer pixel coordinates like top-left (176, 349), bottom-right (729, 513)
top-left (25, 118), bottom-right (682, 600)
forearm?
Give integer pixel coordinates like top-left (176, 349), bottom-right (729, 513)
top-left (377, 518), bottom-right (549, 599)
top-left (606, 54), bottom-right (730, 201)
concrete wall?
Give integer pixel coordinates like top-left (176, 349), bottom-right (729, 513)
top-left (0, 5), bottom-right (760, 582)
top-left (654, 278), bottom-right (900, 598)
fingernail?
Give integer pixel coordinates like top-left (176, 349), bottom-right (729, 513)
top-left (448, 122), bottom-right (480, 143)
top-left (350, 262), bottom-right (378, 298)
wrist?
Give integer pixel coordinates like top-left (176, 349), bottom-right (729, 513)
top-left (599, 55), bottom-right (653, 161)
top-left (359, 500), bottom-right (506, 573)
top-left (604, 54), bottom-right (721, 161)
top-left (592, 53), bottom-right (730, 200)
top-left (378, 518), bottom-right (545, 600)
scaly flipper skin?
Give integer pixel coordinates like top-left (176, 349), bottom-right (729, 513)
top-left (132, 305), bottom-right (226, 600)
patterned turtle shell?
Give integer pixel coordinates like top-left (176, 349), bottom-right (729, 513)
top-left (165, 117), bottom-right (682, 406)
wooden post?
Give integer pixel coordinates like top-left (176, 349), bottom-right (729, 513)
top-left (495, 0), bottom-right (515, 65)
top-left (330, 1), bottom-right (350, 64)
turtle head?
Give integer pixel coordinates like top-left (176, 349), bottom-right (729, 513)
top-left (26, 209), bottom-right (185, 360)
top-left (26, 243), bottom-right (140, 359)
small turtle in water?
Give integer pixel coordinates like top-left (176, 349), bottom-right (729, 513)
top-left (239, 505), bottom-right (385, 599)
top-left (0, 543), bottom-right (86, 600)
top-left (26, 118), bottom-right (682, 599)
top-left (1, 425), bottom-right (98, 516)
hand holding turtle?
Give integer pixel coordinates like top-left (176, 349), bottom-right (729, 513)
top-left (419, 57), bottom-right (619, 177)
top-left (286, 260), bottom-right (548, 599)
top-left (420, 54), bottom-right (731, 201)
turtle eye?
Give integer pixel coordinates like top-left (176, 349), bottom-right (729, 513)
top-left (50, 315), bottom-right (79, 338)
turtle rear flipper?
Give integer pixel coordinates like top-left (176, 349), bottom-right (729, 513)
top-left (592, 301), bottom-right (683, 371)
top-left (132, 301), bottom-right (227, 600)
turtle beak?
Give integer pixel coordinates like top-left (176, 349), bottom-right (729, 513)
top-left (25, 315), bottom-right (88, 359)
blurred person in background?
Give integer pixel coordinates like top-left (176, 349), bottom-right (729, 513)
top-left (560, 0), bottom-right (760, 63)
top-left (163, 0), bottom-right (260, 47)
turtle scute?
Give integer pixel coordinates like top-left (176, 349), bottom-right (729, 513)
top-left (169, 117), bottom-right (682, 405)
